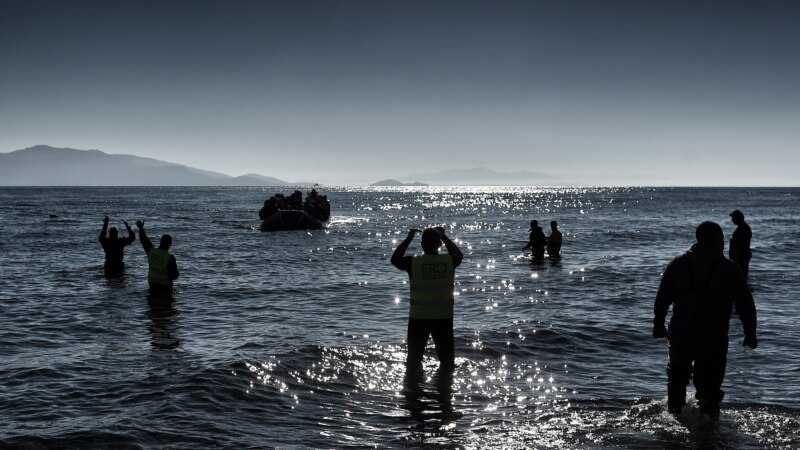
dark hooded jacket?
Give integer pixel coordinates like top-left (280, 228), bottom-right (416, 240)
top-left (654, 242), bottom-right (756, 341)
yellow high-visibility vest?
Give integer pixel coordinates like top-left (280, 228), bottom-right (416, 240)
top-left (147, 248), bottom-right (173, 288)
top-left (409, 254), bottom-right (455, 319)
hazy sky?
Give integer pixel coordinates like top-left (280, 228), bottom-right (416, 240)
top-left (1, 0), bottom-right (798, 185)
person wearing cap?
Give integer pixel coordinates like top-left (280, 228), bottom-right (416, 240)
top-left (98, 216), bottom-right (136, 277)
top-left (652, 221), bottom-right (757, 421)
top-left (136, 219), bottom-right (179, 296)
top-left (522, 220), bottom-right (547, 260)
top-left (391, 226), bottom-right (463, 383)
top-left (729, 209), bottom-right (752, 279)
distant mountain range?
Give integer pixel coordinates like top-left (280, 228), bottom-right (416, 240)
top-left (1, 145), bottom-right (563, 186)
top-left (371, 179), bottom-right (429, 187)
top-left (0, 145), bottom-right (309, 186)
top-left (382, 167), bottom-right (562, 186)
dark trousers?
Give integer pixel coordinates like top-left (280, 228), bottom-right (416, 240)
top-left (104, 261), bottom-right (125, 277)
top-left (735, 254), bottom-right (751, 279)
top-left (667, 337), bottom-right (728, 415)
top-left (406, 318), bottom-right (454, 378)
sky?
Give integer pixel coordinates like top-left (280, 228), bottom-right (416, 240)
top-left (1, 0), bottom-right (798, 186)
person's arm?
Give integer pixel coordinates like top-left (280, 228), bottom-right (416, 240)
top-left (168, 255), bottom-right (179, 280)
top-left (652, 259), bottom-right (677, 338)
top-left (436, 226), bottom-right (463, 267)
top-left (391, 228), bottom-right (417, 271)
top-left (522, 232), bottom-right (533, 251)
top-left (136, 220), bottom-right (154, 253)
top-left (99, 216), bottom-right (109, 242)
top-left (123, 220), bottom-right (136, 245)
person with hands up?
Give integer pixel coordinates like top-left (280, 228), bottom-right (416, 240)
top-left (392, 226), bottom-right (463, 384)
top-left (98, 216), bottom-right (136, 277)
top-left (653, 221), bottom-right (757, 421)
top-left (136, 220), bottom-right (179, 296)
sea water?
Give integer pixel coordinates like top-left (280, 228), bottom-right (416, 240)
top-left (0, 186), bottom-right (798, 449)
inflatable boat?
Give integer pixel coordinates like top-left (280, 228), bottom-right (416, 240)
top-left (260, 210), bottom-right (326, 232)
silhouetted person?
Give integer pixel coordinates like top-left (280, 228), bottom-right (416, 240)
top-left (259, 198), bottom-right (278, 220)
top-left (136, 220), bottom-right (179, 296)
top-left (653, 221), bottom-right (757, 420)
top-left (547, 220), bottom-right (562, 257)
top-left (98, 216), bottom-right (135, 277)
top-left (392, 227), bottom-right (463, 383)
top-left (522, 220), bottom-right (546, 260)
top-left (729, 209), bottom-right (752, 279)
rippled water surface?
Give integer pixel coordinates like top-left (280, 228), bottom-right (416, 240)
top-left (1, 186), bottom-right (798, 448)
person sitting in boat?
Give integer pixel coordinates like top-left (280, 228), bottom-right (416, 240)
top-left (259, 198), bottom-right (278, 220)
top-left (304, 193), bottom-right (319, 217)
top-left (274, 194), bottom-right (287, 210)
top-left (289, 190), bottom-right (303, 210)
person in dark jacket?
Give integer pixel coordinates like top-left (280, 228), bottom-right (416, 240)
top-left (136, 220), bottom-right (179, 296)
top-left (729, 209), bottom-right (752, 279)
top-left (522, 220), bottom-right (547, 260)
top-left (653, 221), bottom-right (757, 420)
top-left (98, 216), bottom-right (135, 277)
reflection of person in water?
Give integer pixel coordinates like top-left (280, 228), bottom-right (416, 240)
top-left (522, 220), bottom-right (546, 260)
top-left (547, 220), bottom-right (562, 257)
top-left (147, 297), bottom-right (180, 350)
top-left (98, 216), bottom-right (135, 277)
top-left (729, 209), bottom-right (752, 279)
top-left (391, 227), bottom-right (463, 383)
top-left (652, 221), bottom-right (757, 421)
top-left (136, 220), bottom-right (179, 296)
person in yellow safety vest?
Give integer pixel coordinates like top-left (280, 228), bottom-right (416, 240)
top-left (135, 220), bottom-right (179, 296)
top-left (391, 226), bottom-right (463, 383)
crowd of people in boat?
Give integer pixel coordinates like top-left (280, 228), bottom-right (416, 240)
top-left (258, 189), bottom-right (331, 222)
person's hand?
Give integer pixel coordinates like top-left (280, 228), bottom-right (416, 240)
top-left (407, 228), bottom-right (420, 239)
top-left (435, 226), bottom-right (446, 237)
top-left (136, 220), bottom-right (144, 229)
top-left (743, 335), bottom-right (758, 349)
top-left (123, 220), bottom-right (130, 228)
top-left (653, 323), bottom-right (668, 339)
top-left (103, 216), bottom-right (109, 224)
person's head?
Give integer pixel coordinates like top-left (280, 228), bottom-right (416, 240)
top-left (730, 209), bottom-right (745, 225)
top-left (159, 234), bottom-right (173, 250)
top-left (696, 221), bottom-right (724, 251)
top-left (109, 227), bottom-right (118, 239)
top-left (529, 220), bottom-right (538, 230)
top-left (550, 220), bottom-right (558, 230)
top-left (421, 228), bottom-right (442, 254)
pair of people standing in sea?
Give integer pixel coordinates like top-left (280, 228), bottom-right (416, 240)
top-left (522, 219), bottom-right (562, 259)
top-left (98, 217), bottom-right (179, 295)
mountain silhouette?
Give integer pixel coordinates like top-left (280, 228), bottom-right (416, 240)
top-left (0, 145), bottom-right (302, 186)
top-left (398, 167), bottom-right (561, 185)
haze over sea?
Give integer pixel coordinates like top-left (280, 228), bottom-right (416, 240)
top-left (1, 186), bottom-right (798, 449)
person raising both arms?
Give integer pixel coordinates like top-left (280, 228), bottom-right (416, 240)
top-left (98, 216), bottom-right (135, 277)
top-left (136, 220), bottom-right (179, 296)
top-left (391, 226), bottom-right (464, 384)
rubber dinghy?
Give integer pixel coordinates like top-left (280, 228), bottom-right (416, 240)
top-left (260, 210), bottom-right (325, 232)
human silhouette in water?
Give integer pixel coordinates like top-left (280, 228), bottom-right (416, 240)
top-left (522, 220), bottom-right (546, 260)
top-left (652, 221), bottom-right (757, 421)
top-left (391, 227), bottom-right (463, 383)
top-left (136, 220), bottom-right (179, 296)
top-left (98, 216), bottom-right (135, 277)
top-left (729, 209), bottom-right (752, 279)
top-left (547, 220), bottom-right (562, 257)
